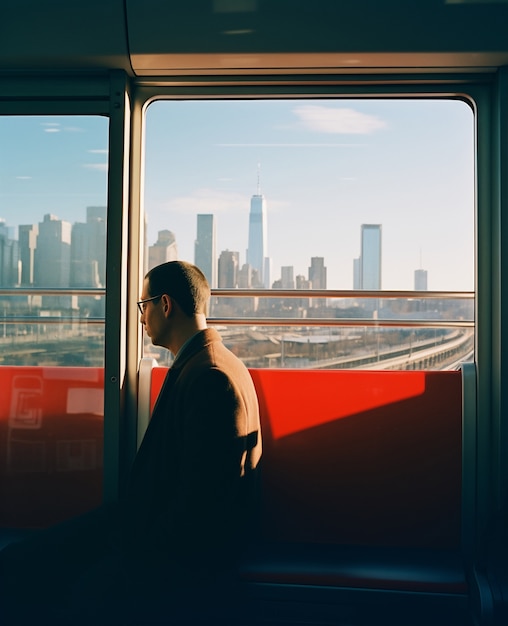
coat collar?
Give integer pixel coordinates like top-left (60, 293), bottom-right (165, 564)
top-left (171, 327), bottom-right (222, 369)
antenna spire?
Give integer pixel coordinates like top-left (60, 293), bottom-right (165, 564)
top-left (257, 163), bottom-right (261, 194)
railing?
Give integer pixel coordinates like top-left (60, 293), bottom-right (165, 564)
top-left (0, 289), bottom-right (105, 296)
top-left (0, 288), bottom-right (474, 327)
top-left (209, 289), bottom-right (474, 329)
top-left (0, 288), bottom-right (105, 324)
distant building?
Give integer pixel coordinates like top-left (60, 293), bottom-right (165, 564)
top-left (246, 171), bottom-right (267, 285)
top-left (281, 266), bottom-right (295, 289)
top-left (296, 275), bottom-right (310, 290)
top-left (218, 250), bottom-right (239, 288)
top-left (308, 256), bottom-right (327, 289)
top-left (19, 224), bottom-right (38, 286)
top-left (238, 263), bottom-right (253, 288)
top-left (0, 219), bottom-right (19, 287)
top-left (86, 206), bottom-right (107, 287)
top-left (70, 207), bottom-right (106, 288)
top-left (263, 256), bottom-right (272, 289)
top-left (35, 214), bottom-right (72, 288)
top-left (353, 257), bottom-right (361, 290)
top-left (194, 214), bottom-right (216, 288)
top-left (71, 222), bottom-right (100, 288)
top-left (148, 230), bottom-right (178, 270)
top-left (360, 224), bottom-right (382, 289)
top-left (296, 274), bottom-right (311, 309)
top-left (35, 213), bottom-right (73, 309)
top-left (414, 268), bottom-right (428, 290)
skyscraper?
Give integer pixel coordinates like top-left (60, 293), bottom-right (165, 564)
top-left (194, 214), bottom-right (216, 288)
top-left (0, 220), bottom-right (19, 287)
top-left (218, 250), bottom-right (239, 288)
top-left (71, 222), bottom-right (100, 288)
top-left (148, 230), bottom-right (178, 271)
top-left (86, 206), bottom-right (107, 287)
top-left (263, 257), bottom-right (272, 289)
top-left (295, 274), bottom-right (311, 309)
top-left (414, 268), bottom-right (428, 290)
top-left (35, 213), bottom-right (73, 309)
top-left (238, 263), bottom-right (253, 288)
top-left (19, 224), bottom-right (38, 286)
top-left (246, 171), bottom-right (267, 287)
top-left (353, 257), bottom-right (361, 290)
top-left (35, 214), bottom-right (72, 288)
top-left (70, 207), bottom-right (106, 288)
top-left (308, 257), bottom-right (327, 289)
top-left (281, 266), bottom-right (295, 289)
top-left (360, 224), bottom-right (382, 289)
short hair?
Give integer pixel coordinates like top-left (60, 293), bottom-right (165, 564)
top-left (145, 261), bottom-right (210, 317)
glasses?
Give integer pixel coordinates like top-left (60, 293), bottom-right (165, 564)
top-left (137, 295), bottom-right (163, 315)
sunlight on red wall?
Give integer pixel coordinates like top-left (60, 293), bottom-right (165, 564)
top-left (249, 369), bottom-right (427, 439)
top-left (150, 367), bottom-right (430, 440)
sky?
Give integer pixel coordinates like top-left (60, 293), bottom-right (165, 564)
top-left (0, 98), bottom-right (475, 291)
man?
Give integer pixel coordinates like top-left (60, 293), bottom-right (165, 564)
top-left (0, 260), bottom-right (262, 625)
top-left (126, 260), bottom-right (262, 585)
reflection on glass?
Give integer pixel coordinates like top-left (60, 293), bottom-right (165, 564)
top-left (0, 115), bottom-right (108, 527)
top-left (0, 115), bottom-right (108, 366)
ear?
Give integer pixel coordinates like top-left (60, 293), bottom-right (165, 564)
top-left (161, 294), bottom-right (172, 317)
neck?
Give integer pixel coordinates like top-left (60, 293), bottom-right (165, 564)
top-left (168, 313), bottom-right (207, 355)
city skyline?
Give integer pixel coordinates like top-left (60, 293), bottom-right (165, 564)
top-left (143, 99), bottom-right (474, 291)
top-left (0, 208), bottom-right (107, 291)
top-left (1, 204), bottom-right (425, 293)
top-left (1, 99), bottom-right (475, 290)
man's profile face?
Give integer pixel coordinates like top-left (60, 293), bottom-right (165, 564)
top-left (139, 278), bottom-right (165, 346)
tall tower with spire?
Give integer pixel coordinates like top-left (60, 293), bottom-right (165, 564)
top-left (246, 165), bottom-right (267, 287)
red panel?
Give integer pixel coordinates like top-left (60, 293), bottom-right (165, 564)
top-left (0, 367), bottom-right (104, 528)
top-left (249, 369), bottom-right (427, 439)
top-left (150, 367), bottom-right (168, 413)
top-left (149, 367), bottom-right (462, 549)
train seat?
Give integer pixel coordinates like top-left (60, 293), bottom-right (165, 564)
top-left (239, 542), bottom-right (467, 594)
top-left (142, 362), bottom-right (471, 623)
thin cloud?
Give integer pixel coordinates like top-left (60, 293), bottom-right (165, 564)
top-left (217, 143), bottom-right (363, 147)
top-left (83, 163), bottom-right (108, 172)
top-left (88, 149), bottom-right (108, 154)
top-left (40, 122), bottom-right (85, 133)
top-left (41, 122), bottom-right (60, 133)
top-left (161, 187), bottom-right (288, 215)
top-left (293, 105), bottom-right (387, 134)
top-left (16, 176), bottom-right (32, 180)
top-left (162, 188), bottom-right (249, 214)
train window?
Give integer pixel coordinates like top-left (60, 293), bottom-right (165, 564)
top-left (0, 114), bottom-right (108, 526)
top-left (142, 99), bottom-right (474, 370)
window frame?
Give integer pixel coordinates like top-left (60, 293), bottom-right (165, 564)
top-left (133, 82), bottom-right (478, 363)
top-left (1, 69), bottom-right (506, 547)
top-left (0, 71), bottom-right (132, 503)
top-left (130, 73), bottom-right (506, 552)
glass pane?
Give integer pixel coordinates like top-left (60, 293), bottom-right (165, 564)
top-left (143, 99), bottom-right (474, 369)
top-left (0, 115), bottom-right (108, 527)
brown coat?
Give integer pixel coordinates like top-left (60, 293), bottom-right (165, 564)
top-left (123, 328), bottom-right (262, 577)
